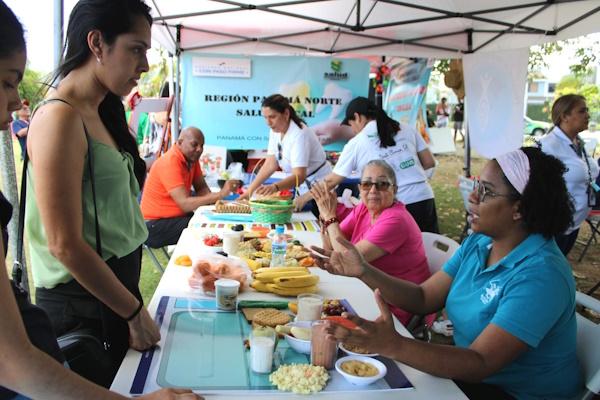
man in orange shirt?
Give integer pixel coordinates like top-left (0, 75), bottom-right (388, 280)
top-left (141, 127), bottom-right (237, 247)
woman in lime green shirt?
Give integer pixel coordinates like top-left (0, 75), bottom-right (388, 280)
top-left (26, 0), bottom-right (160, 386)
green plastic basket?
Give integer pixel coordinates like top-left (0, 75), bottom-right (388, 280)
top-left (249, 199), bottom-right (293, 224)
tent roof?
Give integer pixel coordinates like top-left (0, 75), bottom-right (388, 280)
top-left (150, 0), bottom-right (600, 57)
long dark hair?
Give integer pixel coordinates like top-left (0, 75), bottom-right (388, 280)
top-left (0, 1), bottom-right (25, 58)
top-left (52, 0), bottom-right (152, 187)
top-left (360, 100), bottom-right (398, 148)
top-left (262, 94), bottom-right (305, 129)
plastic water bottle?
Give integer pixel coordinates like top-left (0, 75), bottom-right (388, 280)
top-left (270, 225), bottom-right (287, 268)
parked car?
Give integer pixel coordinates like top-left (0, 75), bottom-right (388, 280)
top-left (524, 116), bottom-right (551, 136)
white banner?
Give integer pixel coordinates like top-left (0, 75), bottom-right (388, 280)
top-left (192, 57), bottom-right (252, 78)
top-left (463, 48), bottom-right (529, 159)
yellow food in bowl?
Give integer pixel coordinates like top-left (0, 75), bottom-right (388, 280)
top-left (343, 343), bottom-right (370, 354)
top-left (340, 360), bottom-right (378, 377)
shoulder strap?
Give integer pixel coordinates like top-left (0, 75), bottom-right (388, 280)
top-left (13, 98), bottom-right (102, 288)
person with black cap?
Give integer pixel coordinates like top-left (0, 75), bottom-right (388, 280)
top-left (295, 96), bottom-right (439, 233)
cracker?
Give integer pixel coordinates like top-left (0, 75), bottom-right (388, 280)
top-left (252, 308), bottom-right (291, 327)
top-left (215, 200), bottom-right (251, 214)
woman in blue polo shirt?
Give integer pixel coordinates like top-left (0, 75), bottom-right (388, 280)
top-left (315, 147), bottom-right (582, 399)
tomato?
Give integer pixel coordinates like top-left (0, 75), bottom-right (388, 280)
top-left (324, 316), bottom-right (358, 330)
top-left (203, 234), bottom-right (222, 247)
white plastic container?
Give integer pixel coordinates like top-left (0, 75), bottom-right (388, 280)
top-left (250, 330), bottom-right (276, 373)
top-left (222, 231), bottom-right (241, 256)
top-left (215, 279), bottom-right (240, 311)
top-left (296, 293), bottom-right (323, 321)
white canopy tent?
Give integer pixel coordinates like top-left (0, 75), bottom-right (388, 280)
top-left (150, 0), bottom-right (600, 57)
top-left (147, 0), bottom-right (600, 158)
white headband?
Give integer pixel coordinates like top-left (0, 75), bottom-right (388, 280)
top-left (496, 149), bottom-right (530, 195)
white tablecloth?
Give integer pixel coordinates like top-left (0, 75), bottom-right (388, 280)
top-left (110, 211), bottom-right (466, 399)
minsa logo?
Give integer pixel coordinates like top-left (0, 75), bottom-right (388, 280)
top-left (324, 59), bottom-right (348, 80)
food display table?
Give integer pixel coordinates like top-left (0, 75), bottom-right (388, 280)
top-left (110, 209), bottom-right (467, 399)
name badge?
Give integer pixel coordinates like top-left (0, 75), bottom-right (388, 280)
top-left (588, 186), bottom-right (597, 207)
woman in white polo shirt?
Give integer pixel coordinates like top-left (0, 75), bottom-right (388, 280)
top-left (241, 94), bottom-right (331, 201)
top-left (538, 94), bottom-right (599, 255)
top-left (295, 97), bottom-right (439, 233)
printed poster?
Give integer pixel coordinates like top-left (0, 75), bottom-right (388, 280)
top-left (181, 54), bottom-right (370, 151)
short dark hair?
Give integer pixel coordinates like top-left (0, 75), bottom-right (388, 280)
top-left (498, 147), bottom-right (573, 238)
top-left (261, 94), bottom-right (305, 129)
top-left (52, 0), bottom-right (152, 188)
top-left (0, 1), bottom-right (26, 58)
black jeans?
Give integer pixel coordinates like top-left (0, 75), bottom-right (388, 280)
top-left (35, 247), bottom-right (142, 388)
top-left (405, 198), bottom-right (440, 233)
top-left (145, 214), bottom-right (193, 248)
top-left (455, 380), bottom-right (515, 400)
top-left (555, 229), bottom-right (579, 256)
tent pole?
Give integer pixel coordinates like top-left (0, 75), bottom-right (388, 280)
top-left (53, 0), bottom-right (64, 70)
top-left (172, 25), bottom-right (181, 142)
top-left (464, 121), bottom-right (471, 178)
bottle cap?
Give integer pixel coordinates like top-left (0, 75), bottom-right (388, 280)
top-left (276, 225), bottom-right (285, 234)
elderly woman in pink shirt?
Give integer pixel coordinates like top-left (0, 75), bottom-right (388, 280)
top-left (311, 159), bottom-right (430, 325)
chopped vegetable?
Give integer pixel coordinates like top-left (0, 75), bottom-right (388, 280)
top-left (324, 316), bottom-right (358, 329)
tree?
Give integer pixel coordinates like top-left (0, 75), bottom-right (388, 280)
top-left (555, 73), bottom-right (600, 123)
top-left (138, 48), bottom-right (169, 97)
top-left (18, 65), bottom-right (46, 107)
top-left (529, 36), bottom-right (599, 77)
top-left (432, 34), bottom-right (600, 78)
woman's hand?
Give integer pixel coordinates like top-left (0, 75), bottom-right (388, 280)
top-left (140, 388), bottom-right (203, 399)
top-left (293, 193), bottom-right (310, 212)
top-left (311, 236), bottom-right (367, 278)
top-left (310, 181), bottom-right (337, 219)
top-left (128, 307), bottom-right (161, 351)
top-left (325, 289), bottom-right (400, 356)
top-left (255, 184), bottom-right (278, 196)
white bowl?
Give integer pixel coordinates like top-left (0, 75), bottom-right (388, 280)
top-left (339, 342), bottom-right (379, 357)
top-left (202, 244), bottom-right (224, 254)
top-left (335, 355), bottom-right (387, 386)
top-left (283, 321), bottom-right (311, 355)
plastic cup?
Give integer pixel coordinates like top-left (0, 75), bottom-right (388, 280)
top-left (222, 232), bottom-right (242, 256)
top-left (215, 279), bottom-right (240, 311)
top-left (297, 293), bottom-right (323, 321)
top-left (310, 320), bottom-right (338, 369)
top-left (250, 328), bottom-right (276, 373)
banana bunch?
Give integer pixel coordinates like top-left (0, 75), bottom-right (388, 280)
top-left (250, 267), bottom-right (319, 296)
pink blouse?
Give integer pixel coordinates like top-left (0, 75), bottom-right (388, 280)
top-left (340, 202), bottom-right (430, 324)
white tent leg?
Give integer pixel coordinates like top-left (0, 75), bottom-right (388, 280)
top-left (172, 53), bottom-right (181, 142)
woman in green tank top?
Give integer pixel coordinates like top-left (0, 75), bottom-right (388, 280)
top-left (25, 0), bottom-right (161, 386)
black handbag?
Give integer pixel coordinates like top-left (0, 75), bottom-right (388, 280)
top-left (13, 98), bottom-right (113, 387)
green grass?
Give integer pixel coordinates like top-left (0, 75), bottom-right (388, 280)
top-left (139, 249), bottom-right (168, 305)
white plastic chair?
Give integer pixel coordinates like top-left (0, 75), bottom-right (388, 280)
top-left (421, 232), bottom-right (460, 273)
top-left (576, 291), bottom-right (600, 400)
top-left (457, 175), bottom-right (475, 241)
top-left (407, 233), bottom-right (460, 338)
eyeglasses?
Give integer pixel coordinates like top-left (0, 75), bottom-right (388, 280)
top-left (473, 178), bottom-right (516, 202)
top-left (277, 143), bottom-right (282, 161)
top-left (359, 181), bottom-right (392, 191)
